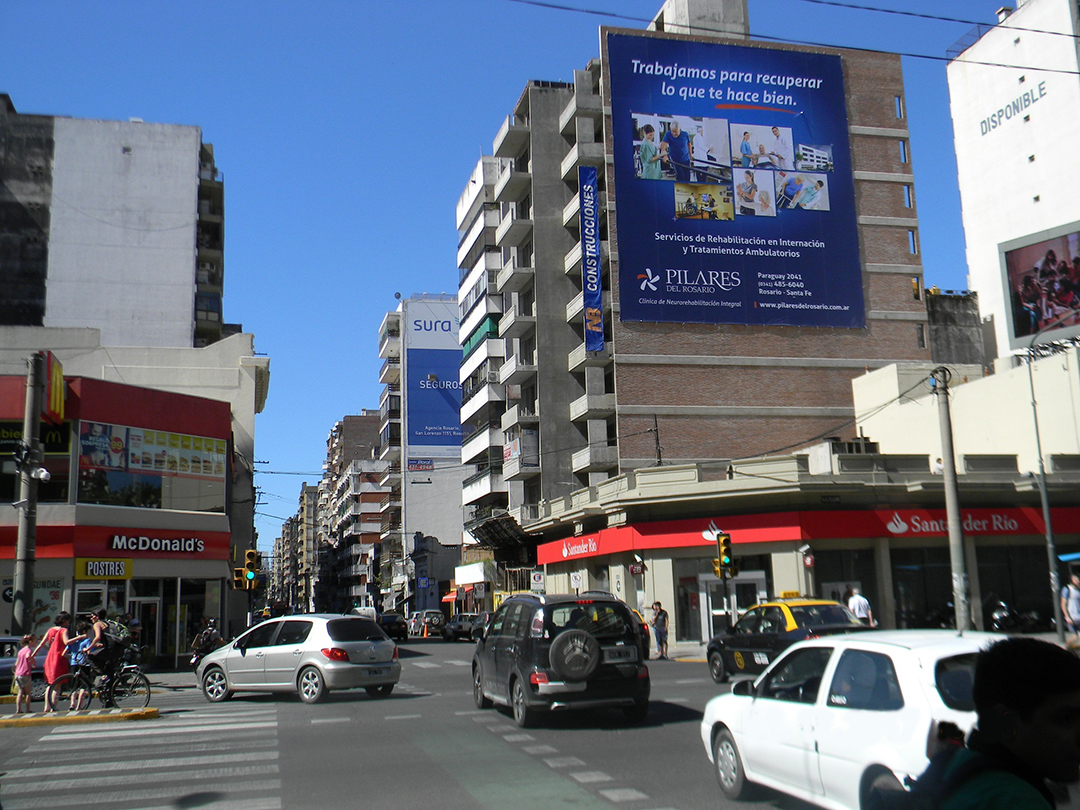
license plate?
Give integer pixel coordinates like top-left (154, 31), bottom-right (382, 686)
top-left (367, 667), bottom-right (390, 677)
top-left (603, 647), bottom-right (637, 663)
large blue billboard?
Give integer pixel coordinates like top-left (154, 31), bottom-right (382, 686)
top-left (606, 32), bottom-right (865, 328)
top-left (403, 298), bottom-right (461, 456)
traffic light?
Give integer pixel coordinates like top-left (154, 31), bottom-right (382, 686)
top-left (712, 558), bottom-right (722, 578)
top-left (716, 531), bottom-right (732, 569)
top-left (232, 568), bottom-right (246, 590)
top-left (244, 549), bottom-right (259, 590)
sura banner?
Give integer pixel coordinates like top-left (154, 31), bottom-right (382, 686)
top-left (579, 165), bottom-right (605, 351)
top-left (606, 32), bottom-right (865, 328)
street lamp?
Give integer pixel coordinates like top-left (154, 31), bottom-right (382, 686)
top-left (1026, 312), bottom-right (1073, 644)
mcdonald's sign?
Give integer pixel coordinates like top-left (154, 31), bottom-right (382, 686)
top-left (42, 351), bottom-right (65, 426)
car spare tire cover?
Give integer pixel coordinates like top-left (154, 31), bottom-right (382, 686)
top-left (430, 613), bottom-right (443, 626)
top-left (549, 629), bottom-right (601, 681)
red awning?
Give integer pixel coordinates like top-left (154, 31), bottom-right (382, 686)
top-left (440, 585), bottom-right (474, 603)
top-left (440, 592), bottom-right (456, 603)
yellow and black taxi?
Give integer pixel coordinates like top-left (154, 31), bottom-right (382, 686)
top-left (706, 597), bottom-right (868, 683)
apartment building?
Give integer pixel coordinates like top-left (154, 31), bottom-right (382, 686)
top-left (377, 295), bottom-right (465, 612)
top-left (0, 94), bottom-right (234, 348)
top-left (457, 0), bottom-right (932, 559)
top-left (315, 414), bottom-right (386, 613)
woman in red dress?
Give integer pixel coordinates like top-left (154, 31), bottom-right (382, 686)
top-left (32, 611), bottom-right (75, 713)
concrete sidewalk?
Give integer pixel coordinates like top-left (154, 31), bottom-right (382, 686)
top-left (0, 707), bottom-right (158, 728)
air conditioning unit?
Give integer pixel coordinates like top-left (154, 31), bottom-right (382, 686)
top-left (486, 371), bottom-right (500, 384)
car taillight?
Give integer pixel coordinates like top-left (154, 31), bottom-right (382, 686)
top-left (530, 671), bottom-right (549, 685)
top-left (530, 608), bottom-right (545, 638)
top-left (392, 645), bottom-right (399, 661)
top-left (637, 665), bottom-right (649, 679)
top-left (321, 647), bottom-right (349, 662)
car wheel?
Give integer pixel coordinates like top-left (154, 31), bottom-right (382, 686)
top-left (623, 700), bottom-right (649, 724)
top-left (365, 684), bottom-right (394, 698)
top-left (297, 666), bottom-right (326, 704)
top-left (549, 629), bottom-right (601, 681)
top-left (473, 664), bottom-right (492, 709)
top-left (708, 651), bottom-right (728, 684)
top-left (30, 675), bottom-right (47, 701)
top-left (713, 728), bottom-right (749, 799)
top-left (511, 678), bottom-right (538, 728)
top-left (202, 667), bottom-right (232, 703)
top-left (862, 768), bottom-right (904, 809)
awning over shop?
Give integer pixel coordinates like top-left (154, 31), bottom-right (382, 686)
top-left (440, 592), bottom-right (456, 603)
top-left (441, 585), bottom-right (474, 603)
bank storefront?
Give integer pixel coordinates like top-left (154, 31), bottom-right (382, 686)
top-left (1, 376), bottom-right (236, 667)
top-left (535, 507), bottom-right (1080, 644)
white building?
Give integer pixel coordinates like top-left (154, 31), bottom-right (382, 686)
top-left (947, 0), bottom-right (1080, 354)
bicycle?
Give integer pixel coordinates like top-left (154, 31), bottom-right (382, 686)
top-left (53, 648), bottom-right (152, 710)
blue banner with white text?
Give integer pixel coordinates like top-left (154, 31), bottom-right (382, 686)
top-left (579, 165), bottom-right (606, 351)
top-left (606, 32), bottom-right (865, 328)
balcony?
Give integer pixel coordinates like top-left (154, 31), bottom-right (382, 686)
top-left (379, 356), bottom-right (401, 385)
top-left (570, 393), bottom-right (617, 422)
top-left (504, 454), bottom-right (541, 481)
top-left (559, 84), bottom-right (603, 134)
top-left (379, 439), bottom-right (401, 462)
top-left (568, 341), bottom-right (613, 373)
top-left (496, 259), bottom-right (535, 294)
top-left (510, 503), bottom-right (542, 525)
top-left (493, 115), bottom-right (529, 158)
top-left (494, 162), bottom-right (532, 204)
top-left (562, 191), bottom-right (606, 230)
top-left (495, 209), bottom-right (533, 249)
top-left (379, 490), bottom-right (402, 513)
top-left (378, 330), bottom-right (400, 360)
top-left (500, 353), bottom-right (537, 385)
top-left (379, 406), bottom-right (401, 427)
top-left (566, 290), bottom-right (611, 323)
top-left (462, 466), bottom-right (507, 506)
top-left (564, 239), bottom-right (609, 276)
top-left (501, 402), bottom-right (539, 432)
top-left (498, 303), bottom-right (536, 340)
top-left (379, 464), bottom-right (400, 486)
top-left (560, 142), bottom-right (606, 181)
top-left (462, 422), bottom-right (501, 466)
top-left (571, 444), bottom-right (619, 473)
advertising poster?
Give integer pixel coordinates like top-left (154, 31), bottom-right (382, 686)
top-left (403, 299), bottom-right (462, 456)
top-left (1000, 222), bottom-right (1080, 349)
top-left (606, 32), bottom-right (865, 328)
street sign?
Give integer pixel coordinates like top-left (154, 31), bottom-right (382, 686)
top-left (629, 563), bottom-right (644, 576)
top-left (531, 571), bottom-right (545, 591)
top-left (569, 572), bottom-right (582, 589)
top-left (475, 583), bottom-right (486, 598)
top-left (418, 576), bottom-right (429, 589)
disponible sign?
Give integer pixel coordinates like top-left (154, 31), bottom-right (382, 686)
top-left (606, 32), bottom-right (864, 328)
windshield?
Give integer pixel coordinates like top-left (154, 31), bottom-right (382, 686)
top-left (790, 604), bottom-right (862, 628)
top-left (545, 602), bottom-right (634, 640)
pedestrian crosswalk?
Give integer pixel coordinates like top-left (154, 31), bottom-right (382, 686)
top-left (0, 706), bottom-right (281, 810)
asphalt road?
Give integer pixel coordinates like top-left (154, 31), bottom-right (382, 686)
top-left (0, 638), bottom-right (819, 810)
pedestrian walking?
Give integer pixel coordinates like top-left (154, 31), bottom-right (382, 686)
top-left (32, 611), bottom-right (77, 713)
top-left (1060, 573), bottom-right (1080, 647)
top-left (847, 588), bottom-right (875, 626)
top-left (651, 602), bottom-right (669, 659)
top-left (13, 633), bottom-right (37, 714)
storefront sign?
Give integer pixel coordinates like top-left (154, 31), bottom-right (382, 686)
top-left (408, 458), bottom-right (435, 471)
top-left (75, 558), bottom-right (133, 580)
top-left (110, 534), bottom-right (205, 553)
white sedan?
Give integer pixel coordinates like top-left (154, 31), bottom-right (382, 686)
top-left (700, 630), bottom-right (1005, 810)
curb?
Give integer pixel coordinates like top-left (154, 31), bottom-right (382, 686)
top-left (0, 707), bottom-right (158, 728)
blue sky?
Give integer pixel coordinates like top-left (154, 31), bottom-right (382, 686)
top-left (2, 0), bottom-right (1018, 550)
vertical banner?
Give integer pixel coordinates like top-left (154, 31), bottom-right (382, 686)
top-left (578, 165), bottom-right (606, 351)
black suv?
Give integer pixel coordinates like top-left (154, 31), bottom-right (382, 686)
top-left (471, 593), bottom-right (650, 727)
top-left (378, 612), bottom-right (408, 642)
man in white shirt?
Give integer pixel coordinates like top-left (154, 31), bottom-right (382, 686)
top-left (848, 588), bottom-right (874, 626)
top-left (769, 126), bottom-right (790, 169)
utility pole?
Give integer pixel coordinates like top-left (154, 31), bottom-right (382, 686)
top-left (930, 367), bottom-right (970, 632)
top-left (13, 353), bottom-right (45, 636)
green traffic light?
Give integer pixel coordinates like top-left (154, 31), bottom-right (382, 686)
top-left (245, 570), bottom-right (256, 580)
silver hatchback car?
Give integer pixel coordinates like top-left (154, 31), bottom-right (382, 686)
top-left (197, 614), bottom-right (401, 704)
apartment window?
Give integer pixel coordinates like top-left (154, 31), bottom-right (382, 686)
top-left (903, 185), bottom-right (913, 208)
top-left (912, 277), bottom-right (922, 300)
top-left (899, 140), bottom-right (908, 164)
top-left (916, 324), bottom-right (926, 349)
top-left (908, 230), bottom-right (919, 255)
top-left (894, 95), bottom-right (905, 119)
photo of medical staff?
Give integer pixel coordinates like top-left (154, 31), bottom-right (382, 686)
top-left (779, 172), bottom-right (830, 211)
top-left (729, 123), bottom-right (795, 170)
top-left (734, 169), bottom-right (772, 216)
top-left (796, 143), bottom-right (834, 172)
top-left (633, 114), bottom-right (731, 184)
top-left (1004, 231), bottom-right (1080, 339)
top-left (673, 183), bottom-right (734, 220)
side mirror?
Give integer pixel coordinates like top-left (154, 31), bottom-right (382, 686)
top-left (732, 679), bottom-right (755, 697)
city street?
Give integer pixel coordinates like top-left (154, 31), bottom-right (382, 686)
top-left (0, 639), bottom-right (818, 810)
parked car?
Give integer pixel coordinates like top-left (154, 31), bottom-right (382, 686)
top-left (700, 630), bottom-right (1005, 810)
top-left (407, 612), bottom-right (423, 636)
top-left (470, 611), bottom-right (493, 641)
top-left (443, 613), bottom-right (479, 641)
top-left (414, 609), bottom-right (445, 635)
top-left (378, 612), bottom-right (408, 641)
top-left (472, 592), bottom-right (650, 728)
top-left (197, 614), bottom-right (400, 704)
top-left (706, 598), bottom-right (867, 683)
top-left (0, 636), bottom-right (47, 700)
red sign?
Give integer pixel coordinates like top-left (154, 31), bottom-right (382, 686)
top-left (42, 351), bottom-right (64, 426)
top-left (0, 524), bottom-right (231, 561)
top-left (535, 508), bottom-right (1080, 565)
